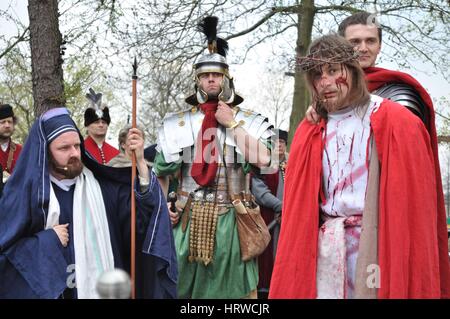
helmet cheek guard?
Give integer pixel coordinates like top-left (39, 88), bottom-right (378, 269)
top-left (218, 76), bottom-right (235, 104)
top-left (195, 85), bottom-right (208, 104)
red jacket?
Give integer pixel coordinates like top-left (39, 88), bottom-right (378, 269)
top-left (269, 99), bottom-right (450, 298)
top-left (84, 136), bottom-right (119, 164)
top-left (0, 140), bottom-right (22, 174)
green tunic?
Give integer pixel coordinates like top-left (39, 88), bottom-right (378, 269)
top-left (153, 151), bottom-right (258, 298)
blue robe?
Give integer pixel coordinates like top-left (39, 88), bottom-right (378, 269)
top-left (0, 108), bottom-right (177, 299)
top-left (52, 183), bottom-right (76, 298)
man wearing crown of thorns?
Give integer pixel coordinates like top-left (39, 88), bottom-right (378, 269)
top-left (269, 34), bottom-right (450, 299)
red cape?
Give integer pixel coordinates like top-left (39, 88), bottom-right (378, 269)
top-left (84, 136), bottom-right (120, 164)
top-left (365, 67), bottom-right (449, 296)
top-left (269, 99), bottom-right (450, 298)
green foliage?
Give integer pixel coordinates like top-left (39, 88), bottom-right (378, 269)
top-left (0, 47), bottom-right (33, 144)
top-left (0, 46), bottom-right (115, 142)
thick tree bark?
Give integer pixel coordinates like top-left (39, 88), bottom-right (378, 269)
top-left (288, 0), bottom-right (315, 147)
top-left (28, 0), bottom-right (65, 117)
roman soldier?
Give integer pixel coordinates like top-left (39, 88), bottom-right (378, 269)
top-left (154, 16), bottom-right (274, 298)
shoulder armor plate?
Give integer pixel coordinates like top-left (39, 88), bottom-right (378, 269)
top-left (229, 107), bottom-right (274, 155)
top-left (373, 83), bottom-right (429, 126)
top-left (157, 107), bottom-right (201, 162)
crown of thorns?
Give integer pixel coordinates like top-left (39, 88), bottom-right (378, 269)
top-left (296, 42), bottom-right (359, 72)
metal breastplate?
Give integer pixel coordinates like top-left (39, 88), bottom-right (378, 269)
top-left (178, 144), bottom-right (246, 205)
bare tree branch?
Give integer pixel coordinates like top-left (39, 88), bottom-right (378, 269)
top-left (0, 27), bottom-right (29, 60)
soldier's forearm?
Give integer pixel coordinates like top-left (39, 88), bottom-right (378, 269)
top-left (232, 126), bottom-right (270, 168)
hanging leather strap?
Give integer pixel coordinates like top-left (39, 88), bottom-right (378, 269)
top-left (6, 140), bottom-right (16, 172)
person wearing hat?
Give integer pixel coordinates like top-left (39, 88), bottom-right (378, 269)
top-left (0, 106), bottom-right (177, 298)
top-left (154, 16), bottom-right (273, 298)
top-left (250, 128), bottom-right (288, 298)
top-left (0, 104), bottom-right (22, 188)
top-left (83, 88), bottom-right (119, 164)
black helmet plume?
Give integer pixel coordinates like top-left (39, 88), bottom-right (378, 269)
top-left (198, 16), bottom-right (228, 58)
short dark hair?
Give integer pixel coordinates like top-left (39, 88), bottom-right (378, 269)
top-left (273, 129), bottom-right (288, 145)
top-left (338, 11), bottom-right (382, 43)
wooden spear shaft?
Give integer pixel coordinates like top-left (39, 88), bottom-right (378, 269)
top-left (130, 57), bottom-right (138, 299)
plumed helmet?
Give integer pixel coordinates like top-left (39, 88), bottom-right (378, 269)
top-left (84, 88), bottom-right (111, 126)
top-left (185, 16), bottom-right (243, 106)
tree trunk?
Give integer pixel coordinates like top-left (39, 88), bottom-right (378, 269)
top-left (288, 0), bottom-right (315, 147)
top-left (28, 0), bottom-right (65, 117)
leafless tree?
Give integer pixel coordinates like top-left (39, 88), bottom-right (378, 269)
top-left (65, 0), bottom-right (448, 144)
top-left (244, 67), bottom-right (293, 130)
top-left (0, 6), bottom-right (29, 61)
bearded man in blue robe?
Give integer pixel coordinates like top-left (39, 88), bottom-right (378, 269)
top-left (0, 107), bottom-right (177, 299)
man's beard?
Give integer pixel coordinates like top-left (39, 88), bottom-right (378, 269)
top-left (0, 131), bottom-right (12, 140)
top-left (50, 156), bottom-right (84, 179)
top-left (320, 93), bottom-right (348, 113)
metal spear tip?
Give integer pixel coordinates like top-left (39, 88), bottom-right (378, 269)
top-left (96, 268), bottom-right (131, 299)
top-left (132, 56), bottom-right (138, 77)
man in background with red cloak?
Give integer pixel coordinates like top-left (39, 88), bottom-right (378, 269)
top-left (83, 88), bottom-right (119, 164)
top-left (270, 34), bottom-right (450, 298)
top-left (0, 104), bottom-right (22, 197)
